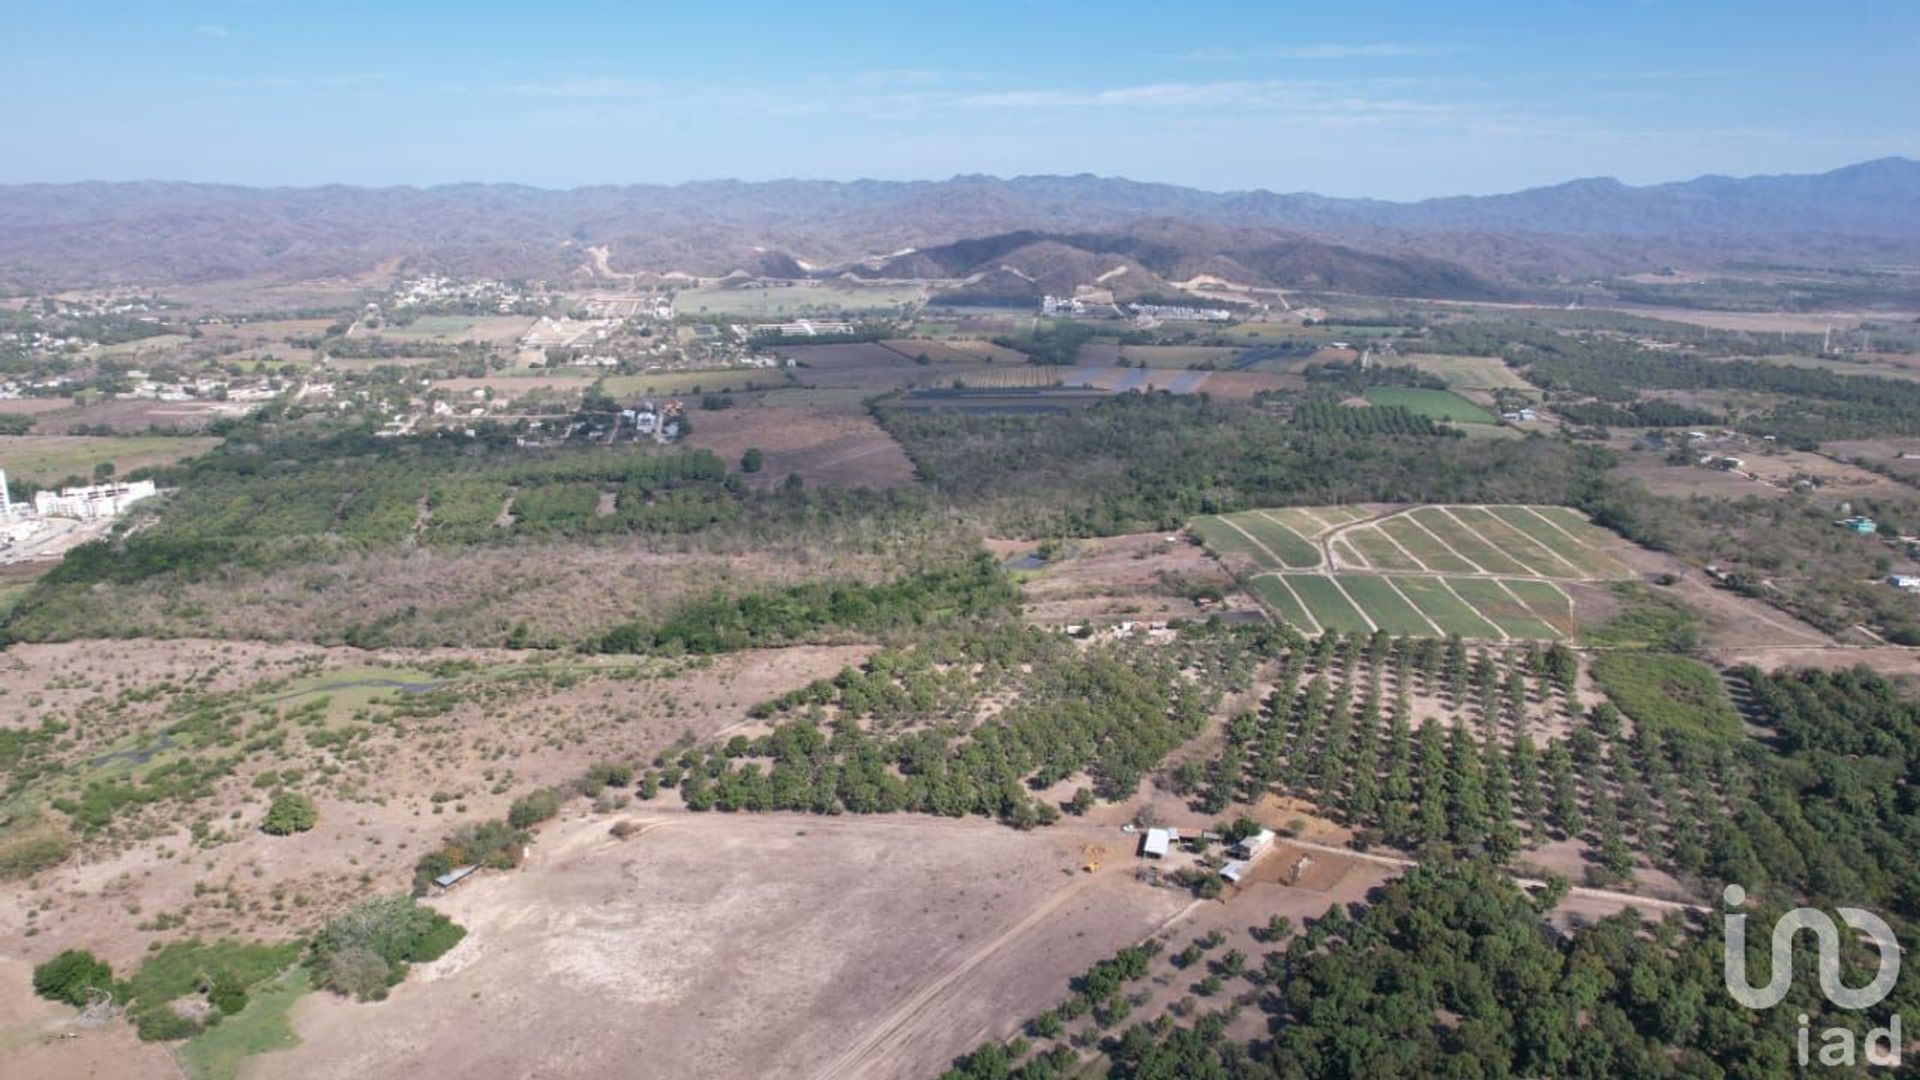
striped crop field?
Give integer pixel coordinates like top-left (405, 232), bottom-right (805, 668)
top-left (1202, 503), bottom-right (1638, 640)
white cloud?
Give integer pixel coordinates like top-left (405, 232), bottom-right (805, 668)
top-left (194, 24), bottom-right (239, 39)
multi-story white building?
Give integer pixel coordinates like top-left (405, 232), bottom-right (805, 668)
top-left (32, 480), bottom-right (158, 520)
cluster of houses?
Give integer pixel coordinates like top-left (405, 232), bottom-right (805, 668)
top-left (1138, 824), bottom-right (1277, 884)
top-left (391, 276), bottom-right (537, 313)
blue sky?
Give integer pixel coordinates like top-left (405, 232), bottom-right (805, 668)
top-left (4, 1), bottom-right (1915, 198)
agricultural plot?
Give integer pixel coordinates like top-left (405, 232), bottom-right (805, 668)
top-left (1334, 575), bottom-right (1438, 636)
top-left (1188, 509), bottom-right (1321, 569)
top-left (600, 369), bottom-right (792, 396)
top-left (1390, 576), bottom-right (1502, 638)
top-left (1203, 503), bottom-right (1640, 641)
top-left (1340, 525), bottom-right (1424, 572)
top-left (1399, 353), bottom-right (1534, 390)
top-left (1282, 574), bottom-right (1373, 634)
top-left (674, 282), bottom-right (926, 317)
top-left (1362, 386), bottom-right (1498, 424)
top-left (0, 434), bottom-right (220, 485)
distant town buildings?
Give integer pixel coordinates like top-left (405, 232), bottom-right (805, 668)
top-left (1127, 302), bottom-right (1233, 323)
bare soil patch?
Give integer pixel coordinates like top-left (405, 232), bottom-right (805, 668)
top-left (1004, 531), bottom-right (1259, 628)
top-left (683, 404), bottom-right (917, 489)
top-left (255, 811), bottom-right (1189, 1080)
top-left (27, 400), bottom-right (239, 435)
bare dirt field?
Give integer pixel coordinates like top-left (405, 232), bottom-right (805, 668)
top-left (1740, 448), bottom-right (1910, 497)
top-left (1604, 307), bottom-right (1887, 334)
top-left (252, 810), bottom-right (1192, 1080)
top-left (0, 400), bottom-right (74, 417)
top-left (682, 403), bottom-right (917, 489)
top-left (1825, 437), bottom-right (1920, 481)
top-left (26, 400), bottom-right (241, 435)
top-left (1612, 459), bottom-right (1783, 500)
top-left (996, 531), bottom-right (1259, 628)
top-left (1614, 449), bottom-right (1907, 502)
top-left (776, 343), bottom-right (991, 391)
top-left (433, 373), bottom-right (598, 402)
top-left (1705, 644), bottom-right (1920, 678)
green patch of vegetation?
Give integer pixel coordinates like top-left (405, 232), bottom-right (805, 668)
top-left (506, 788), bottom-right (561, 828)
top-left (410, 819), bottom-right (529, 895)
top-left (127, 939), bottom-right (303, 1027)
top-left (260, 792), bottom-right (317, 835)
top-left (593, 555), bottom-right (1017, 654)
top-left (1292, 402), bottom-right (1455, 437)
top-left (309, 894), bottom-right (465, 1001)
top-left (175, 966), bottom-right (312, 1080)
top-left (32, 948), bottom-right (114, 1006)
top-left (1361, 386), bottom-right (1497, 423)
top-left (1590, 651), bottom-right (1738, 738)
top-left (1581, 581), bottom-right (1702, 650)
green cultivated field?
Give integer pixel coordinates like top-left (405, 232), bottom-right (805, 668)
top-left (1377, 516), bottom-right (1478, 573)
top-left (1408, 508), bottom-right (1531, 575)
top-left (1247, 574), bottom-right (1317, 629)
top-left (1392, 576), bottom-right (1502, 637)
top-left (1203, 503), bottom-right (1636, 640)
top-left (1342, 525), bottom-right (1423, 572)
top-left (1449, 506), bottom-right (1579, 577)
top-left (1444, 578), bottom-right (1560, 639)
top-left (1362, 386), bottom-right (1498, 424)
top-left (1502, 578), bottom-right (1576, 636)
top-left (1335, 575), bottom-right (1436, 635)
top-left (1190, 516), bottom-right (1278, 569)
top-left (1487, 505), bottom-right (1632, 576)
top-left (1282, 574), bottom-right (1373, 634)
top-left (1191, 509), bottom-right (1321, 568)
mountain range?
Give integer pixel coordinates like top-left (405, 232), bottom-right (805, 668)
top-left (1, 158), bottom-right (1916, 298)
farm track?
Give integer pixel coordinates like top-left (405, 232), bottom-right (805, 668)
top-left (813, 865), bottom-right (1201, 1080)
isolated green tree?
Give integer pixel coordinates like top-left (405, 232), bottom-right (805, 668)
top-left (260, 793), bottom-right (318, 836)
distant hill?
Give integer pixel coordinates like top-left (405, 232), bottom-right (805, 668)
top-left (1, 159), bottom-right (1915, 292)
top-left (855, 224), bottom-right (1503, 302)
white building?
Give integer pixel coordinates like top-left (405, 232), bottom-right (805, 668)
top-left (1141, 828), bottom-right (1172, 858)
top-left (33, 480), bottom-right (157, 520)
top-left (1231, 828), bottom-right (1275, 860)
